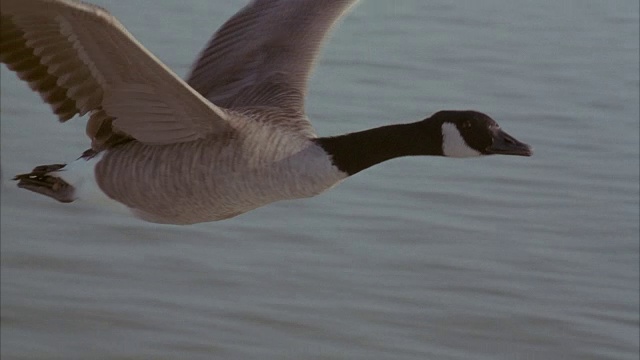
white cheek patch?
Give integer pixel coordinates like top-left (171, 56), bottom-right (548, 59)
top-left (441, 123), bottom-right (482, 158)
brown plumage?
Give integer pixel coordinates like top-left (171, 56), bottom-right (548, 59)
top-left (1, 0), bottom-right (532, 224)
top-left (0, 0), bottom-right (360, 224)
top-left (1, 0), bottom-right (233, 152)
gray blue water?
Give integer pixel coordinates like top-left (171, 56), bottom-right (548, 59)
top-left (1, 1), bottom-right (638, 359)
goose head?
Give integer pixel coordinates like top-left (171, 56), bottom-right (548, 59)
top-left (431, 111), bottom-right (533, 158)
top-left (316, 110), bottom-right (532, 176)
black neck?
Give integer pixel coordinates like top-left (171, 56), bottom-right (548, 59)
top-left (315, 120), bottom-right (442, 175)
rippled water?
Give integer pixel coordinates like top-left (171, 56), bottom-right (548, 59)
top-left (1, 1), bottom-right (638, 359)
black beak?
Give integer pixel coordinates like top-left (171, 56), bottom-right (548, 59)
top-left (486, 128), bottom-right (533, 156)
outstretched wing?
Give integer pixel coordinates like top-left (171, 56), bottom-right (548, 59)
top-left (1, 0), bottom-right (232, 150)
top-left (186, 0), bottom-right (359, 112)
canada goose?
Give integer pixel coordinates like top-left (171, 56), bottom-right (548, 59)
top-left (1, 0), bottom-right (532, 225)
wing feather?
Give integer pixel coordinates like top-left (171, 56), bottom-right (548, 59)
top-left (1, 0), bottom-right (232, 149)
top-left (187, 0), bottom-right (359, 113)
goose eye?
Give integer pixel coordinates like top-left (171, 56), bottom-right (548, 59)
top-left (462, 121), bottom-right (471, 129)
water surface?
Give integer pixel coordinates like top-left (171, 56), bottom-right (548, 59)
top-left (1, 1), bottom-right (638, 359)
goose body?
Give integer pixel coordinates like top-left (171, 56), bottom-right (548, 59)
top-left (1, 0), bottom-right (532, 225)
top-left (90, 114), bottom-right (346, 224)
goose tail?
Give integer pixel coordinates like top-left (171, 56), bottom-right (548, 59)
top-left (13, 164), bottom-right (76, 203)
